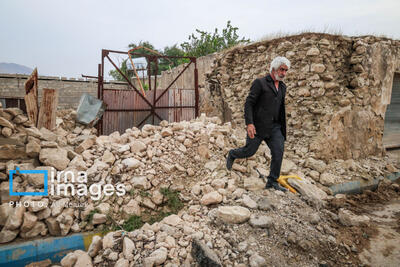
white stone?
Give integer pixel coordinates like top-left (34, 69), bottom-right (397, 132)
top-left (320, 172), bottom-right (336, 186)
top-left (73, 250), bottom-right (93, 267)
top-left (45, 217), bottom-right (61, 236)
top-left (162, 214), bottom-right (182, 226)
top-left (122, 199), bottom-right (141, 218)
top-left (306, 47), bottom-right (320, 56)
top-left (191, 184), bottom-right (201, 195)
top-left (151, 190), bottom-right (164, 205)
top-left (68, 156), bottom-right (87, 171)
top-left (217, 206), bottom-right (251, 224)
top-left (21, 212), bottom-right (38, 232)
top-left (26, 166), bottom-right (54, 187)
top-left (101, 150), bottom-right (115, 164)
top-left (0, 117), bottom-right (14, 129)
top-left (211, 179), bottom-right (226, 189)
top-left (161, 128), bottom-right (173, 137)
top-left (161, 163), bottom-right (175, 173)
top-left (118, 144), bottom-right (130, 153)
top-left (130, 140), bottom-right (147, 153)
top-left (249, 214), bottom-right (273, 228)
top-left (310, 63), bottom-right (326, 73)
top-left (39, 148), bottom-right (70, 171)
top-left (102, 232), bottom-right (116, 249)
top-left (123, 236), bottom-right (135, 260)
top-left (287, 179), bottom-right (328, 201)
top-left (56, 213), bottom-right (73, 236)
top-left (20, 221), bottom-right (46, 238)
top-left (75, 138), bottom-right (95, 154)
top-left (92, 213), bottom-right (107, 225)
top-left (60, 252), bottom-right (77, 267)
top-left (281, 159), bottom-right (296, 174)
top-left (4, 206), bottom-right (25, 230)
top-left (96, 203), bottom-right (111, 214)
top-left (305, 158), bottom-right (327, 173)
top-left (131, 176), bottom-right (151, 190)
top-left (115, 258), bottom-right (129, 267)
top-left (0, 229), bottom-right (18, 243)
top-left (25, 127), bottom-right (42, 138)
top-left (148, 247), bottom-right (168, 265)
top-left (205, 161), bottom-right (219, 171)
top-left (200, 191), bottom-right (223, 206)
top-left (26, 141), bottom-right (41, 157)
top-left (242, 195), bottom-right (258, 209)
top-left (249, 253), bottom-right (267, 267)
top-left (0, 203), bottom-right (13, 226)
top-left (244, 177), bottom-right (265, 191)
top-left (88, 235), bottom-right (102, 257)
top-left (40, 127), bottom-right (57, 141)
top-left (51, 198), bottom-right (69, 217)
top-left (122, 158), bottom-right (141, 170)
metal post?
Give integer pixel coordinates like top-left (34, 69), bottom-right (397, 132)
top-left (96, 63), bottom-right (102, 136)
top-left (153, 57), bottom-right (158, 124)
top-left (194, 58), bottom-right (199, 118)
top-left (147, 57), bottom-right (152, 91)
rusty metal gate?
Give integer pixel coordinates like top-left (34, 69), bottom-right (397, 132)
top-left (97, 49), bottom-right (198, 135)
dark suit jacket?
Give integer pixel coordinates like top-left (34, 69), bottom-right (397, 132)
top-left (244, 74), bottom-right (287, 140)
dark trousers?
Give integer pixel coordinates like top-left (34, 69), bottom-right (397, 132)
top-left (230, 123), bottom-right (284, 182)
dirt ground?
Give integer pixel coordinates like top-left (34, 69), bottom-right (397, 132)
top-left (327, 179), bottom-right (400, 267)
top-left (202, 177), bottom-right (400, 267)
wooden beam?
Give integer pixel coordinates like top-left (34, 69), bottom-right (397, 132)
top-left (37, 88), bottom-right (58, 130)
top-left (24, 68), bottom-right (39, 126)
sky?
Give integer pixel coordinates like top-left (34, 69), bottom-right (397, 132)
top-left (0, 0), bottom-right (399, 80)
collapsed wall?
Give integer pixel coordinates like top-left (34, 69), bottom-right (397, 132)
top-left (203, 33), bottom-right (400, 161)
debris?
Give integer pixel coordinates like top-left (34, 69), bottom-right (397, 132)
top-left (76, 93), bottom-right (105, 126)
top-left (37, 88), bottom-right (59, 130)
top-left (24, 68), bottom-right (39, 126)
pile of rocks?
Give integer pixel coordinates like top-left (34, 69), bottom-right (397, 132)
top-left (0, 107), bottom-right (97, 243)
top-left (1, 105), bottom-right (399, 265)
top-left (58, 173), bottom-right (397, 267)
top-left (0, 109), bottom-right (236, 244)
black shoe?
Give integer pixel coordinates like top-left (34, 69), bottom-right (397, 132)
top-left (226, 151), bottom-right (235, 170)
top-left (265, 181), bottom-right (288, 192)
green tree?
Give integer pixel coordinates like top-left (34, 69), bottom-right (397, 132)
top-left (109, 41), bottom-right (159, 81)
top-left (108, 59), bottom-right (130, 81)
top-left (181, 20), bottom-right (250, 57)
top-left (108, 21), bottom-right (248, 81)
top-left (159, 44), bottom-right (190, 73)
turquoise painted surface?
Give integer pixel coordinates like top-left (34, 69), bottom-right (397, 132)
top-left (0, 234), bottom-right (85, 267)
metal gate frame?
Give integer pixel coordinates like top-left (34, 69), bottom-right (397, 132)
top-left (97, 49), bottom-right (199, 135)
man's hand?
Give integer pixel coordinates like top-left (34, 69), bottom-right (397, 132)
top-left (247, 124), bottom-right (256, 139)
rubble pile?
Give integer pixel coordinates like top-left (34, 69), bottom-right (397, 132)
top-left (57, 168), bottom-right (400, 266)
top-left (1, 108), bottom-right (237, 244)
top-left (0, 106), bottom-right (399, 266)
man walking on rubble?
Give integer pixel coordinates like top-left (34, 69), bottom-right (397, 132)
top-left (226, 56), bottom-right (290, 192)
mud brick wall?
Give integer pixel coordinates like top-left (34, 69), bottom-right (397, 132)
top-left (0, 75), bottom-right (129, 109)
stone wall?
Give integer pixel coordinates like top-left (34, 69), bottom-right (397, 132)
top-left (0, 75), bottom-right (130, 109)
top-left (203, 33), bottom-right (400, 161)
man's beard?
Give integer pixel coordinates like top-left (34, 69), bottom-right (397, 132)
top-left (274, 72), bottom-right (284, 81)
